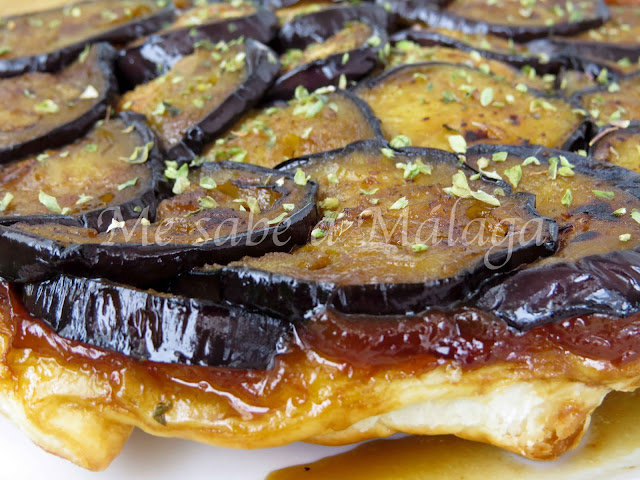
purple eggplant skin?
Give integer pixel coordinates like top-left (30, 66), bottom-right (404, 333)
top-left (0, 112), bottom-right (164, 231)
top-left (116, 7), bottom-right (279, 89)
top-left (18, 276), bottom-right (291, 370)
top-left (0, 161), bottom-right (318, 287)
top-left (0, 43), bottom-right (119, 165)
top-left (172, 140), bottom-right (558, 320)
top-left (393, 1), bottom-right (609, 43)
top-left (276, 3), bottom-right (389, 51)
top-left (162, 39), bottom-right (281, 162)
top-left (0, 1), bottom-right (175, 78)
top-left (466, 143), bottom-right (640, 331)
top-left (266, 24), bottom-right (389, 100)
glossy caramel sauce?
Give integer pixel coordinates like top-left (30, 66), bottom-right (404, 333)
top-left (268, 389), bottom-right (640, 480)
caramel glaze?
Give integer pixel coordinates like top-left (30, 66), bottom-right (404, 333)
top-left (4, 279), bottom-right (640, 404)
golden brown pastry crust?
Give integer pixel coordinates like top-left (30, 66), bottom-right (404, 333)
top-left (2, 284), bottom-right (640, 469)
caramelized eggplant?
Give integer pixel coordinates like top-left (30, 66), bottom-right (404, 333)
top-left (390, 28), bottom-right (564, 75)
top-left (409, 0), bottom-right (609, 42)
top-left (117, 2), bottom-right (278, 88)
top-left (273, 0), bottom-right (339, 25)
top-left (203, 87), bottom-right (383, 168)
top-left (590, 121), bottom-right (640, 172)
top-left (355, 62), bottom-right (588, 152)
top-left (18, 275), bottom-right (290, 369)
top-left (530, 6), bottom-right (640, 69)
top-left (386, 39), bottom-right (550, 91)
top-left (0, 0), bottom-right (174, 77)
top-left (463, 144), bottom-right (640, 329)
top-left (118, 39), bottom-right (280, 161)
top-left (577, 71), bottom-right (640, 128)
top-left (0, 112), bottom-right (162, 229)
top-left (175, 140), bottom-right (557, 318)
top-left (269, 21), bottom-right (388, 99)
top-left (0, 161), bottom-right (317, 285)
top-left (0, 43), bottom-right (117, 163)
top-left (375, 0), bottom-right (453, 27)
top-left (277, 3), bottom-right (388, 50)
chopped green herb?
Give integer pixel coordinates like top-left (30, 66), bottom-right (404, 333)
top-left (34, 99), bottom-right (60, 114)
top-left (561, 189), bottom-right (573, 207)
top-left (480, 87), bottom-right (494, 107)
top-left (152, 402), bottom-right (172, 426)
top-left (199, 177), bottom-right (217, 190)
top-left (448, 135), bottom-right (467, 154)
top-left (381, 147), bottom-right (395, 158)
top-left (389, 135), bottom-right (412, 149)
top-left (412, 243), bottom-right (428, 252)
top-left (268, 212), bottom-right (288, 225)
top-left (0, 193), bottom-right (14, 212)
top-left (592, 190), bottom-right (615, 200)
top-left (294, 168), bottom-right (309, 186)
top-left (311, 227), bottom-right (326, 238)
top-left (504, 165), bottom-right (522, 188)
top-left (117, 177), bottom-right (138, 191)
top-left (389, 196), bottom-right (409, 210)
top-left (39, 191), bottom-right (67, 214)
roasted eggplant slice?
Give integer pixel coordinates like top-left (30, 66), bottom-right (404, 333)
top-left (462, 144), bottom-right (640, 329)
top-left (577, 71), bottom-right (640, 128)
top-left (0, 112), bottom-right (162, 229)
top-left (0, 43), bottom-right (117, 164)
top-left (590, 121), bottom-right (640, 172)
top-left (0, 0), bottom-right (174, 77)
top-left (530, 5), bottom-right (640, 69)
top-left (203, 87), bottom-right (383, 168)
top-left (375, 0), bottom-right (453, 27)
top-left (118, 39), bottom-right (280, 161)
top-left (0, 161), bottom-right (317, 285)
top-left (409, 0), bottom-right (609, 42)
top-left (117, 2), bottom-right (278, 88)
top-left (269, 21), bottom-right (388, 99)
top-left (355, 62), bottom-right (587, 152)
top-left (18, 275), bottom-right (290, 369)
top-left (390, 28), bottom-right (564, 75)
top-left (386, 39), bottom-right (550, 91)
top-left (175, 140), bottom-right (557, 318)
top-left (277, 3), bottom-right (388, 50)
top-left (273, 0), bottom-right (338, 25)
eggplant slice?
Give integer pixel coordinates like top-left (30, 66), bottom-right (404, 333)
top-left (463, 144), bottom-right (640, 330)
top-left (390, 28), bottom-right (564, 75)
top-left (408, 0), bottom-right (609, 42)
top-left (268, 21), bottom-right (388, 100)
top-left (0, 161), bottom-right (317, 286)
top-left (18, 275), bottom-right (290, 370)
top-left (0, 112), bottom-right (162, 230)
top-left (117, 2), bottom-right (278, 88)
top-left (0, 0), bottom-right (174, 77)
top-left (528, 5), bottom-right (640, 71)
top-left (175, 140), bottom-right (558, 319)
top-left (273, 1), bottom-right (340, 26)
top-left (386, 39), bottom-right (551, 91)
top-left (590, 121), bottom-right (640, 172)
top-left (355, 62), bottom-right (588, 152)
top-left (118, 38), bottom-right (280, 161)
top-left (577, 70), bottom-right (640, 128)
top-left (0, 43), bottom-right (117, 164)
top-left (203, 87), bottom-right (383, 168)
top-left (276, 3), bottom-right (389, 50)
